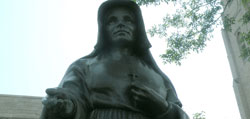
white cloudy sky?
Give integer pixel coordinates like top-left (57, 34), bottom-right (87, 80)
top-left (0, 0), bottom-right (241, 119)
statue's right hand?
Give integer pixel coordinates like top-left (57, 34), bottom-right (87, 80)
top-left (42, 88), bottom-right (75, 118)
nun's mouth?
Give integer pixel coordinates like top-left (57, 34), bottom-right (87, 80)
top-left (114, 30), bottom-right (130, 35)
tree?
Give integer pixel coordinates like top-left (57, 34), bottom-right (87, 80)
top-left (133, 0), bottom-right (250, 65)
top-left (193, 111), bottom-right (206, 119)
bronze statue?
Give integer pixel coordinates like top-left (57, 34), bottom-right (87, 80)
top-left (41, 0), bottom-right (189, 119)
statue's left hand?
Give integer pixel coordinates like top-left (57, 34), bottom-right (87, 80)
top-left (130, 83), bottom-right (169, 117)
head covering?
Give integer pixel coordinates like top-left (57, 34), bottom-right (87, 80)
top-left (94, 0), bottom-right (151, 54)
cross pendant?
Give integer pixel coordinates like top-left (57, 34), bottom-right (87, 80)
top-left (128, 73), bottom-right (138, 81)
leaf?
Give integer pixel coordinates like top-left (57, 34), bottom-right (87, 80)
top-left (134, 0), bottom-right (249, 65)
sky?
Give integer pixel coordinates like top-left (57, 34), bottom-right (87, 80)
top-left (0, 0), bottom-right (241, 119)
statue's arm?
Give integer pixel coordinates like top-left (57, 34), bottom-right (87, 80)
top-left (41, 60), bottom-right (91, 119)
top-left (154, 99), bottom-right (189, 119)
top-left (155, 78), bottom-right (190, 119)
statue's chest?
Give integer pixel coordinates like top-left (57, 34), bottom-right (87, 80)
top-left (86, 57), bottom-right (166, 96)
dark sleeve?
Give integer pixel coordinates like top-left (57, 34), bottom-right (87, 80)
top-left (156, 76), bottom-right (190, 119)
top-left (41, 59), bottom-right (92, 119)
top-left (155, 102), bottom-right (189, 119)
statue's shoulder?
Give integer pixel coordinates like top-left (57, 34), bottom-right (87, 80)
top-left (69, 56), bottom-right (98, 68)
top-left (70, 57), bottom-right (89, 66)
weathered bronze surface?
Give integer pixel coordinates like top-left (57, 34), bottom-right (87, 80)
top-left (41, 0), bottom-right (189, 119)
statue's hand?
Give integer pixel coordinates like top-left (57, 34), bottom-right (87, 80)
top-left (42, 88), bottom-right (75, 118)
top-left (130, 83), bottom-right (169, 117)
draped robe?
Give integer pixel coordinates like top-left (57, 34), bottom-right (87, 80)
top-left (41, 55), bottom-right (189, 119)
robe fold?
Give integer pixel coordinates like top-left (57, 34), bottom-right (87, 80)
top-left (41, 56), bottom-right (189, 119)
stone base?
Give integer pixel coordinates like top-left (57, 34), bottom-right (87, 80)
top-left (0, 94), bottom-right (43, 119)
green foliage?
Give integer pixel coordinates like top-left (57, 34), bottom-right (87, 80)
top-left (239, 31), bottom-right (250, 61)
top-left (238, 10), bottom-right (250, 61)
top-left (223, 15), bottom-right (235, 32)
top-left (134, 0), bottom-right (250, 65)
top-left (242, 0), bottom-right (250, 7)
top-left (240, 10), bottom-right (250, 25)
top-left (138, 0), bottom-right (223, 65)
top-left (193, 111), bottom-right (206, 119)
top-left (132, 0), bottom-right (176, 6)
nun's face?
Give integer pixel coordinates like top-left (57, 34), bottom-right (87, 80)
top-left (105, 7), bottom-right (136, 44)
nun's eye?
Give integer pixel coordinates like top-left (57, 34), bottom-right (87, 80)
top-left (107, 16), bottom-right (117, 25)
top-left (124, 16), bottom-right (134, 24)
